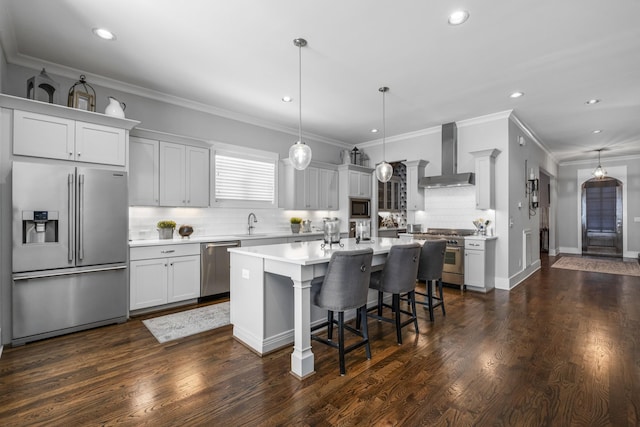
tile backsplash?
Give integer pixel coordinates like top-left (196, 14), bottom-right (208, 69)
top-left (129, 207), bottom-right (339, 240)
top-left (414, 186), bottom-right (495, 232)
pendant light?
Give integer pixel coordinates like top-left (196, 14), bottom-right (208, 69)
top-left (375, 86), bottom-right (393, 182)
top-left (592, 149), bottom-right (606, 179)
top-left (289, 38), bottom-right (312, 170)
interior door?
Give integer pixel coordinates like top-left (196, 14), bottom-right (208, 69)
top-left (581, 177), bottom-right (623, 257)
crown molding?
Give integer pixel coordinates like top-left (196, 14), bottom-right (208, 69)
top-left (508, 112), bottom-right (558, 163)
top-left (5, 51), bottom-right (350, 148)
top-left (560, 153), bottom-right (640, 167)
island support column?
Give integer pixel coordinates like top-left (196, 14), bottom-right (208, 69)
top-left (290, 267), bottom-right (316, 379)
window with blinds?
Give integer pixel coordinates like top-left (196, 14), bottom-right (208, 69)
top-left (213, 148), bottom-right (277, 207)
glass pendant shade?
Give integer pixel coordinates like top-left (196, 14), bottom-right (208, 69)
top-left (593, 165), bottom-right (606, 179)
top-left (289, 38), bottom-right (312, 170)
top-left (592, 149), bottom-right (606, 179)
top-left (375, 161), bottom-right (393, 182)
top-left (290, 141), bottom-right (312, 170)
top-left (376, 86), bottom-right (393, 182)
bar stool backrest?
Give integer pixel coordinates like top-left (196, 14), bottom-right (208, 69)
top-left (314, 248), bottom-right (374, 312)
top-left (378, 243), bottom-right (421, 294)
top-left (417, 239), bottom-right (447, 282)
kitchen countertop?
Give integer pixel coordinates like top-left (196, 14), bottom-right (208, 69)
top-left (129, 231), bottom-right (325, 247)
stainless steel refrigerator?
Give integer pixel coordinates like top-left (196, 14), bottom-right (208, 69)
top-left (12, 161), bottom-right (128, 345)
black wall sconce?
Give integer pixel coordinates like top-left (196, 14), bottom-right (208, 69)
top-left (525, 167), bottom-right (539, 218)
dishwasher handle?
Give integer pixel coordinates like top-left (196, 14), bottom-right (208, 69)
top-left (204, 242), bottom-right (240, 249)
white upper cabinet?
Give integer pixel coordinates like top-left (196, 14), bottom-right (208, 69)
top-left (75, 121), bottom-right (126, 165)
top-left (130, 134), bottom-right (210, 207)
top-left (159, 141), bottom-right (186, 206)
top-left (159, 141), bottom-right (210, 207)
top-left (470, 149), bottom-right (501, 210)
top-left (403, 160), bottom-right (428, 211)
top-left (129, 137), bottom-right (160, 206)
top-left (13, 110), bottom-right (126, 166)
top-left (279, 160), bottom-right (338, 210)
top-left (347, 169), bottom-right (372, 198)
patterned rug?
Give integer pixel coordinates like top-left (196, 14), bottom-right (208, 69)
top-left (552, 257), bottom-right (640, 277)
top-left (143, 302), bottom-right (230, 343)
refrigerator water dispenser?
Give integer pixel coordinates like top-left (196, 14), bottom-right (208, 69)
top-left (22, 210), bottom-right (59, 243)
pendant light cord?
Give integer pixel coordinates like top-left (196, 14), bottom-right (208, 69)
top-left (298, 42), bottom-right (302, 144)
top-left (382, 88), bottom-right (386, 160)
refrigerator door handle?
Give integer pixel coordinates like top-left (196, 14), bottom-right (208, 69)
top-left (13, 265), bottom-right (127, 281)
top-left (78, 174), bottom-right (84, 260)
top-left (68, 173), bottom-right (74, 262)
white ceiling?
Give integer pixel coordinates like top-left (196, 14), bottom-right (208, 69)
top-left (1, 0), bottom-right (639, 163)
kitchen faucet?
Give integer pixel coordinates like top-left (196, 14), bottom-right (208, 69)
top-left (247, 212), bottom-right (258, 235)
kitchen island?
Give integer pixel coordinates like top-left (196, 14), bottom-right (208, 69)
top-left (228, 237), bottom-right (407, 379)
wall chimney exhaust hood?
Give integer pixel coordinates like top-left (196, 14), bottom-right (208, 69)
top-left (419, 122), bottom-right (475, 188)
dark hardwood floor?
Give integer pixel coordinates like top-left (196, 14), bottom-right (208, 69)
top-left (1, 254), bottom-right (639, 426)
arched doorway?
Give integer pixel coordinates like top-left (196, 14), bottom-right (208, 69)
top-left (581, 177), bottom-right (623, 257)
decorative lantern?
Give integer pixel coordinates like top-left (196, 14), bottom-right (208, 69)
top-left (26, 68), bottom-right (59, 104)
top-left (350, 147), bottom-right (361, 165)
top-left (68, 75), bottom-right (96, 111)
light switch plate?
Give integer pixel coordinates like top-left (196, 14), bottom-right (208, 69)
top-left (242, 268), bottom-right (250, 279)
top-left (634, 217), bottom-right (640, 223)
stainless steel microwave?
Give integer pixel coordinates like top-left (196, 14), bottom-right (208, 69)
top-left (350, 198), bottom-right (371, 218)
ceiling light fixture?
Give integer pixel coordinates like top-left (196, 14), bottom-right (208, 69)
top-left (375, 86), bottom-right (393, 183)
top-left (592, 129), bottom-right (603, 134)
top-left (585, 99), bottom-right (600, 105)
top-left (288, 38), bottom-right (312, 170)
top-left (281, 96), bottom-right (292, 103)
top-left (92, 28), bottom-right (116, 40)
top-left (510, 91), bottom-right (524, 98)
top-left (593, 149), bottom-right (607, 179)
top-left (371, 128), bottom-right (379, 133)
top-left (448, 10), bottom-right (470, 25)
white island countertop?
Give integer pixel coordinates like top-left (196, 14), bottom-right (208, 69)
top-left (227, 237), bottom-right (403, 266)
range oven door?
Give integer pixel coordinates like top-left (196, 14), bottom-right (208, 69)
top-left (442, 245), bottom-right (464, 285)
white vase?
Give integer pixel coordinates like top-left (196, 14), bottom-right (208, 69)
top-left (104, 96), bottom-right (126, 118)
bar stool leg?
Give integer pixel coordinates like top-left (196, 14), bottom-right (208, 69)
top-left (393, 294), bottom-right (402, 345)
top-left (360, 305), bottom-right (371, 360)
top-left (439, 279), bottom-right (446, 316)
top-left (327, 310), bottom-right (334, 340)
top-left (427, 279), bottom-right (435, 321)
top-left (338, 312), bottom-right (346, 375)
top-left (409, 290), bottom-right (419, 333)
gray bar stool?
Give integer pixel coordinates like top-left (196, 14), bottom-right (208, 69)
top-left (415, 239), bottom-right (447, 321)
top-left (310, 248), bottom-right (374, 376)
top-left (366, 243), bottom-right (421, 344)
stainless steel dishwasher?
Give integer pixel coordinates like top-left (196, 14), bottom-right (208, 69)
top-left (200, 241), bottom-right (240, 299)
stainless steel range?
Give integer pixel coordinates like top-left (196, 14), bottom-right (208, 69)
top-left (409, 228), bottom-right (476, 290)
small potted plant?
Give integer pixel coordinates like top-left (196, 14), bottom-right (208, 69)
top-left (290, 217), bottom-right (302, 234)
top-left (157, 220), bottom-right (177, 239)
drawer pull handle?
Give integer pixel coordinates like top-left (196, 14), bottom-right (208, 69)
top-left (161, 250), bottom-right (175, 254)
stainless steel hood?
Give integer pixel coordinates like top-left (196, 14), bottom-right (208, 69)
top-left (419, 122), bottom-right (475, 188)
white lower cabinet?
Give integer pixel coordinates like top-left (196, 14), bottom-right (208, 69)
top-left (464, 238), bottom-right (496, 292)
top-left (130, 244), bottom-right (200, 311)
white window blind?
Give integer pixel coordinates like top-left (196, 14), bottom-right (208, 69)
top-left (214, 153), bottom-right (275, 203)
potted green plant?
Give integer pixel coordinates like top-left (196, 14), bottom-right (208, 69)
top-left (290, 217), bottom-right (302, 234)
top-left (157, 220), bottom-right (177, 239)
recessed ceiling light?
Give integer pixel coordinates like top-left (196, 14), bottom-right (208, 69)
top-left (510, 91), bottom-right (524, 98)
top-left (592, 129), bottom-right (603, 134)
top-left (92, 28), bottom-right (116, 40)
top-left (448, 10), bottom-right (470, 25)
top-left (585, 99), bottom-right (600, 105)
top-left (371, 128), bottom-right (379, 133)
top-left (281, 96), bottom-right (293, 102)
